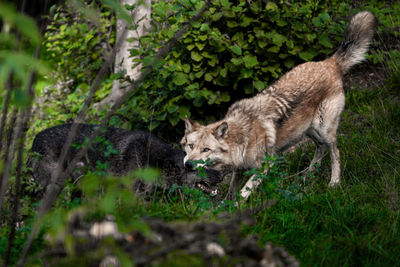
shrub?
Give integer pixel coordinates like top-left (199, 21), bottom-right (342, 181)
top-left (119, 0), bottom-right (351, 136)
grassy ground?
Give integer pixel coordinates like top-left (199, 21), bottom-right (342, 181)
top-left (7, 64), bottom-right (396, 266)
top-left (246, 72), bottom-right (400, 266)
top-left (126, 62), bottom-right (400, 266)
top-left (102, 73), bottom-right (399, 266)
top-left (2, 21), bottom-right (400, 267)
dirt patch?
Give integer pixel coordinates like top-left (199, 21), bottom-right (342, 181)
top-left (343, 62), bottom-right (387, 91)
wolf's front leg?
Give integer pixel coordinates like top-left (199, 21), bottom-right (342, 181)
top-left (237, 120), bottom-right (276, 203)
top-left (238, 173), bottom-right (264, 202)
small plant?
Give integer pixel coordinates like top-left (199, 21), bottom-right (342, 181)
top-left (192, 158), bottom-right (212, 179)
top-left (242, 153), bottom-right (305, 204)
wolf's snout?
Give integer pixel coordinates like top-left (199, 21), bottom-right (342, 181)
top-left (184, 160), bottom-right (195, 170)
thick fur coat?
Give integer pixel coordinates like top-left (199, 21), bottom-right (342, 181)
top-left (181, 11), bottom-right (377, 191)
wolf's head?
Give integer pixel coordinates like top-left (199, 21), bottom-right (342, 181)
top-left (180, 117), bottom-right (233, 172)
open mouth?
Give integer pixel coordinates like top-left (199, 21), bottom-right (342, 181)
top-left (196, 181), bottom-right (218, 196)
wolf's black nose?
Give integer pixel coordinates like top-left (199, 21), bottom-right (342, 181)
top-left (185, 160), bottom-right (194, 170)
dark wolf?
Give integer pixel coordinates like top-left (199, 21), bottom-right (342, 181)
top-left (181, 11), bottom-right (377, 200)
top-left (28, 124), bottom-right (221, 196)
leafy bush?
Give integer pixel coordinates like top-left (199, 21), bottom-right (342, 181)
top-left (43, 2), bottom-right (113, 88)
top-left (118, 0), bottom-right (351, 135)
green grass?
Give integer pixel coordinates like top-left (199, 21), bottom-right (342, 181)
top-left (1, 74), bottom-right (397, 266)
top-left (6, 78), bottom-right (397, 266)
top-left (246, 76), bottom-right (400, 266)
top-left (3, 49), bottom-right (400, 267)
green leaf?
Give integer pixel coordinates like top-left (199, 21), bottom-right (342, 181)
top-left (220, 68), bottom-right (228, 78)
top-left (195, 42), bottom-right (206, 50)
top-left (198, 35), bottom-right (208, 41)
top-left (221, 0), bottom-right (232, 8)
top-left (178, 105), bottom-right (191, 119)
top-left (191, 51), bottom-right (203, 62)
top-left (266, 2), bottom-right (278, 11)
top-left (194, 71), bottom-right (204, 78)
top-left (299, 51), bottom-right (315, 61)
top-left (211, 12), bottom-right (223, 21)
top-left (243, 54), bottom-right (259, 68)
top-left (270, 32), bottom-right (287, 47)
top-left (312, 13), bottom-right (330, 28)
top-left (230, 45), bottom-right (242, 55)
top-left (267, 46), bottom-right (280, 53)
top-left (200, 23), bottom-right (209, 32)
top-left (318, 34), bottom-right (333, 48)
top-left (320, 13), bottom-right (330, 23)
top-left (277, 19), bottom-right (288, 27)
top-left (204, 73), bottom-right (213, 81)
top-left (15, 14), bottom-right (41, 45)
top-left (0, 4), bottom-right (42, 45)
top-left (182, 64), bottom-right (191, 73)
top-left (254, 80), bottom-right (265, 91)
top-left (227, 20), bottom-right (238, 28)
top-left (167, 104), bottom-right (179, 113)
top-left (173, 72), bottom-right (189, 86)
top-left (284, 58), bottom-right (295, 68)
top-left (305, 33), bottom-right (317, 42)
top-left (231, 58), bottom-right (242, 65)
top-left (219, 91), bottom-right (230, 102)
top-left (240, 68), bottom-right (253, 79)
top-left (241, 16), bottom-right (254, 27)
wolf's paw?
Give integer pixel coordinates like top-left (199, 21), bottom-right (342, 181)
top-left (328, 180), bottom-right (340, 187)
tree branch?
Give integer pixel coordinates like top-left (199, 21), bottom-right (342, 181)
top-left (17, 1), bottom-right (210, 265)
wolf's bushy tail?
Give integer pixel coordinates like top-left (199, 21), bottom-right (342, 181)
top-left (334, 11), bottom-right (377, 74)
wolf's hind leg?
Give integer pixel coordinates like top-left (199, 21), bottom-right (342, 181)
top-left (327, 140), bottom-right (340, 186)
top-left (308, 142), bottom-right (327, 172)
top-left (311, 92), bottom-right (344, 186)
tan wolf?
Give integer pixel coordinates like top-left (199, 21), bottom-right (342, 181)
top-left (181, 11), bottom-right (376, 200)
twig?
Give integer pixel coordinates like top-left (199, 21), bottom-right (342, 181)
top-left (16, 24), bottom-right (129, 267)
top-left (17, 2), bottom-right (210, 265)
top-left (0, 73), bottom-right (15, 155)
top-left (3, 110), bottom-right (32, 267)
top-left (0, 109), bottom-right (19, 217)
top-left (0, 43), bottom-right (39, 218)
top-left (3, 39), bottom-right (39, 264)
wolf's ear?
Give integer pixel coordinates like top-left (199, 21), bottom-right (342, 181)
top-left (184, 116), bottom-right (200, 133)
top-left (214, 121), bottom-right (228, 139)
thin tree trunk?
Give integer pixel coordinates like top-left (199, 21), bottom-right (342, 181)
top-left (97, 0), bottom-right (151, 109)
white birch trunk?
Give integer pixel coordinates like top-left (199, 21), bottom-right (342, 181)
top-left (98, 0), bottom-right (151, 109)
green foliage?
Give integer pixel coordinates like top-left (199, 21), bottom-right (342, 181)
top-left (0, 2), bottom-right (41, 46)
top-left (0, 2), bottom-right (49, 108)
top-left (118, 0), bottom-right (351, 133)
top-left (1, 0), bottom-right (400, 266)
top-left (252, 189), bottom-right (400, 266)
top-left (43, 3), bottom-right (113, 88)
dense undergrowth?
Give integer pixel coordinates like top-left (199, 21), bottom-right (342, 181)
top-left (0, 0), bottom-right (399, 266)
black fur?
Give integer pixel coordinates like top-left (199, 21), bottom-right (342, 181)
top-left (28, 124), bottom-right (221, 196)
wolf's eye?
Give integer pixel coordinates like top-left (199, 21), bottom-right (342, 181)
top-left (202, 148), bottom-right (210, 153)
top-left (188, 144), bottom-right (194, 149)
